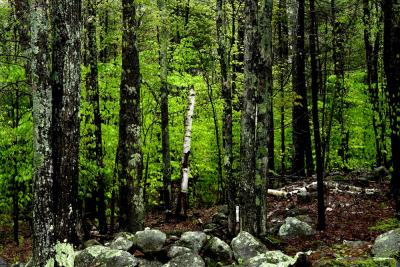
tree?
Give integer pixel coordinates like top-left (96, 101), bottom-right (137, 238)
top-left (256, 0), bottom-right (273, 236)
top-left (239, 0), bottom-right (271, 236)
top-left (292, 0), bottom-right (313, 177)
top-left (277, 0), bottom-right (289, 175)
top-left (51, 0), bottom-right (81, 244)
top-left (331, 0), bottom-right (348, 167)
top-left (176, 87), bottom-right (196, 218)
top-left (216, 0), bottom-right (234, 233)
top-left (309, 0), bottom-right (325, 230)
top-left (117, 0), bottom-right (144, 233)
top-left (84, 0), bottom-right (107, 235)
top-left (383, 0), bottom-right (400, 217)
top-left (11, 0), bottom-right (30, 245)
top-left (31, 0), bottom-right (81, 263)
top-left (158, 0), bottom-right (172, 214)
top-left (31, 0), bottom-right (54, 264)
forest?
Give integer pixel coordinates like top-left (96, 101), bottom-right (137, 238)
top-left (0, 0), bottom-right (400, 266)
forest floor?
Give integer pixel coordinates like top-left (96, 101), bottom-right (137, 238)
top-left (0, 170), bottom-right (397, 265)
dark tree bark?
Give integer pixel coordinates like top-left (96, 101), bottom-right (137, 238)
top-left (383, 0), bottom-right (400, 217)
top-left (255, 0), bottom-right (272, 236)
top-left (309, 0), bottom-right (325, 230)
top-left (331, 0), bottom-right (347, 167)
top-left (99, 0), bottom-right (110, 62)
top-left (217, 0), bottom-right (234, 233)
top-left (158, 0), bottom-right (172, 213)
top-left (50, 0), bottom-right (81, 244)
top-left (292, 0), bottom-right (312, 177)
top-left (12, 0), bottom-right (30, 245)
top-left (277, 0), bottom-right (288, 175)
top-left (239, 0), bottom-right (270, 236)
top-left (31, 0), bottom-right (55, 264)
top-left (117, 0), bottom-right (144, 233)
top-left (363, 0), bottom-right (386, 167)
top-left (85, 0), bottom-right (107, 235)
top-left (240, 0), bottom-right (257, 234)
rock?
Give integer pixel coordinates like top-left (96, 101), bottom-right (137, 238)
top-left (296, 215), bottom-right (313, 225)
top-left (162, 252), bottom-right (205, 267)
top-left (137, 258), bottom-right (163, 267)
top-left (374, 166), bottom-right (389, 180)
top-left (92, 249), bottom-right (139, 267)
top-left (297, 191), bottom-right (311, 203)
top-left (244, 251), bottom-right (295, 267)
top-left (279, 217), bottom-right (315, 238)
top-left (231, 231), bottom-right (267, 261)
top-left (110, 235), bottom-right (134, 251)
top-left (372, 228), bottom-right (400, 257)
top-left (204, 223), bottom-right (219, 230)
top-left (203, 236), bottom-right (233, 263)
top-left (212, 213), bottom-right (228, 227)
top-left (175, 231), bottom-right (207, 253)
top-left (84, 239), bottom-right (102, 248)
top-left (135, 229), bottom-right (167, 253)
top-left (74, 245), bottom-right (111, 267)
top-left (115, 232), bottom-right (137, 241)
top-left (52, 242), bottom-right (75, 267)
top-left (167, 246), bottom-right (192, 258)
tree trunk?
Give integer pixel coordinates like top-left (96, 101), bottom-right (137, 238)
top-left (309, 0), bottom-right (325, 230)
top-left (383, 0), bottom-right (400, 217)
top-left (255, 0), bottom-right (273, 236)
top-left (331, 0), bottom-right (347, 167)
top-left (292, 0), bottom-right (312, 177)
top-left (217, 0), bottom-right (235, 234)
top-left (277, 0), bottom-right (288, 175)
top-left (176, 87), bottom-right (196, 218)
top-left (158, 0), bottom-right (172, 213)
top-left (31, 0), bottom-right (55, 264)
top-left (85, 0), bottom-right (107, 235)
top-left (117, 0), bottom-right (144, 233)
top-left (240, 0), bottom-right (257, 234)
top-left (50, 0), bottom-right (81, 244)
top-left (12, 0), bottom-right (30, 244)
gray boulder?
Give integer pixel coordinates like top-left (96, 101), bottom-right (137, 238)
top-left (75, 245), bottom-right (138, 267)
top-left (135, 228), bottom-right (167, 253)
top-left (75, 245), bottom-right (110, 267)
top-left (212, 213), bottom-right (228, 227)
top-left (110, 235), bottom-right (134, 251)
top-left (244, 251), bottom-right (296, 267)
top-left (203, 236), bottom-right (233, 263)
top-left (92, 249), bottom-right (139, 267)
top-left (83, 239), bottom-right (102, 248)
top-left (372, 228), bottom-right (400, 257)
top-left (162, 252), bottom-right (205, 267)
top-left (137, 258), bottom-right (163, 267)
top-left (279, 217), bottom-right (315, 238)
top-left (167, 246), bottom-right (192, 258)
top-left (231, 231), bottom-right (267, 261)
top-left (175, 231), bottom-right (207, 253)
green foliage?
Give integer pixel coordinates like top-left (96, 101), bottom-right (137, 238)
top-left (369, 218), bottom-right (400, 232)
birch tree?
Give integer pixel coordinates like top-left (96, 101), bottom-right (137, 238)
top-left (176, 87), bottom-right (196, 218)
